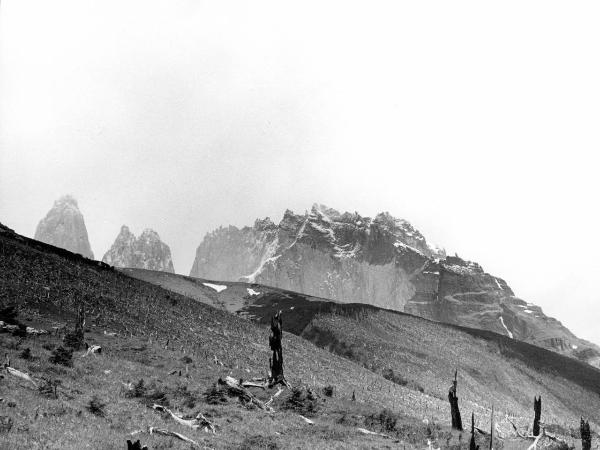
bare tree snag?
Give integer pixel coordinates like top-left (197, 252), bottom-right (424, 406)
top-left (268, 311), bottom-right (290, 388)
top-left (581, 417), bottom-right (591, 450)
top-left (470, 413), bottom-right (479, 450)
top-left (64, 304), bottom-right (85, 350)
top-left (448, 369), bottom-right (463, 431)
top-left (126, 439), bottom-right (148, 450)
top-left (532, 396), bottom-right (541, 437)
top-left (489, 405), bottom-right (494, 450)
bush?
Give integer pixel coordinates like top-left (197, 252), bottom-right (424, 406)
top-left (322, 385), bottom-right (334, 397)
top-left (49, 346), bottom-right (73, 367)
top-left (0, 306), bottom-right (19, 324)
top-left (63, 330), bottom-right (84, 350)
top-left (382, 368), bottom-right (408, 386)
top-left (239, 435), bottom-right (279, 450)
top-left (366, 408), bottom-right (400, 432)
top-left (181, 355), bottom-right (193, 364)
top-left (19, 347), bottom-right (32, 360)
top-left (87, 396), bottom-right (106, 417)
top-left (284, 386), bottom-right (320, 416)
top-left (204, 384), bottom-right (228, 405)
top-left (38, 378), bottom-right (61, 398)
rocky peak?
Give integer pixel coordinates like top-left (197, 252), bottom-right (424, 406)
top-left (34, 195), bottom-right (94, 259)
top-left (102, 226), bottom-right (174, 273)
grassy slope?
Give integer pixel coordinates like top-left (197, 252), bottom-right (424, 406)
top-left (0, 226), bottom-right (479, 449)
top-left (125, 268), bottom-right (600, 442)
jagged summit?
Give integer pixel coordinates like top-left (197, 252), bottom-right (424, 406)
top-left (102, 226), bottom-right (174, 273)
top-left (34, 195), bottom-right (94, 259)
top-left (189, 204), bottom-right (593, 362)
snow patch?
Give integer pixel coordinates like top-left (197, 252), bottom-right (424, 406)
top-left (523, 309), bottom-right (533, 314)
top-left (494, 278), bottom-right (503, 290)
top-left (499, 316), bottom-right (513, 339)
top-left (247, 288), bottom-right (261, 296)
top-left (203, 283), bottom-right (227, 293)
top-left (572, 344), bottom-right (578, 350)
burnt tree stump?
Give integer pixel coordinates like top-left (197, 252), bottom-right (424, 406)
top-left (448, 369), bottom-right (463, 431)
top-left (581, 417), bottom-right (591, 450)
top-left (64, 303), bottom-right (86, 350)
top-left (470, 412), bottom-right (479, 450)
top-left (532, 396), bottom-right (541, 437)
top-left (126, 439), bottom-right (148, 450)
top-left (268, 311), bottom-right (289, 388)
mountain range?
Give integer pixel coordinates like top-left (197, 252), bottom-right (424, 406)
top-left (33, 196), bottom-right (599, 367)
top-left (190, 203), bottom-right (600, 366)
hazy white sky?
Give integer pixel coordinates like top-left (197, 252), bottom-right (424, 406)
top-left (1, 1), bottom-right (599, 343)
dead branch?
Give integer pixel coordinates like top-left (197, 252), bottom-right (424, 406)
top-left (6, 366), bottom-right (37, 387)
top-left (265, 387), bottom-right (284, 407)
top-left (218, 376), bottom-right (273, 412)
top-left (151, 404), bottom-right (215, 433)
top-left (148, 426), bottom-right (200, 447)
top-left (357, 427), bottom-right (389, 438)
top-left (81, 344), bottom-right (101, 357)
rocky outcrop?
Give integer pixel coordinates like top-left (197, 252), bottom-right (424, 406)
top-left (102, 226), bottom-right (174, 273)
top-left (34, 195), bottom-right (94, 259)
top-left (190, 203), bottom-right (599, 364)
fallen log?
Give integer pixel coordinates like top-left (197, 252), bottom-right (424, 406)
top-left (148, 427), bottom-right (200, 447)
top-left (6, 366), bottom-right (37, 387)
top-left (265, 387), bottom-right (284, 407)
top-left (81, 344), bottom-right (102, 357)
top-left (151, 404), bottom-right (216, 433)
top-left (218, 376), bottom-right (273, 412)
top-left (357, 427), bottom-right (388, 438)
top-left (299, 415), bottom-right (314, 425)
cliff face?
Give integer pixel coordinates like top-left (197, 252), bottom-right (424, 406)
top-left (190, 204), bottom-right (598, 363)
top-left (34, 195), bottom-right (94, 259)
top-left (102, 226), bottom-right (174, 273)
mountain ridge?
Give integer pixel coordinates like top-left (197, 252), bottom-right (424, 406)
top-left (190, 203), bottom-right (600, 366)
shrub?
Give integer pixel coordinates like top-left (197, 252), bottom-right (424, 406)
top-left (284, 385), bottom-right (320, 416)
top-left (239, 435), bottom-right (279, 450)
top-left (382, 368), bottom-right (408, 386)
top-left (19, 347), bottom-right (32, 360)
top-left (322, 385), bottom-right (334, 397)
top-left (38, 378), bottom-right (61, 398)
top-left (0, 306), bottom-right (19, 324)
top-left (87, 396), bottom-right (106, 417)
top-left (181, 355), bottom-right (193, 364)
top-left (49, 346), bottom-right (73, 367)
top-left (366, 408), bottom-right (399, 432)
top-left (204, 384), bottom-right (228, 405)
top-left (63, 330), bottom-right (84, 350)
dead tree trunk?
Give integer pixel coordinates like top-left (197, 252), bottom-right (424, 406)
top-left (126, 440), bottom-right (148, 450)
top-left (489, 405), bottom-right (494, 450)
top-left (581, 417), bottom-right (591, 450)
top-left (64, 304), bottom-right (85, 350)
top-left (532, 396), bottom-right (541, 437)
top-left (448, 369), bottom-right (463, 431)
top-left (268, 311), bottom-right (289, 388)
top-left (470, 412), bottom-right (479, 450)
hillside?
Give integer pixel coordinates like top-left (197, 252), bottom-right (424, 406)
top-left (125, 269), bottom-right (600, 433)
top-left (1, 223), bottom-right (598, 448)
top-left (188, 204), bottom-right (600, 367)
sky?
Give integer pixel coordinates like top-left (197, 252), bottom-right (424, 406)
top-left (1, 1), bottom-right (599, 344)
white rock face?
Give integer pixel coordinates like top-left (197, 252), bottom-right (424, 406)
top-left (102, 226), bottom-right (174, 273)
top-left (34, 195), bottom-right (94, 259)
top-left (189, 203), bottom-right (597, 360)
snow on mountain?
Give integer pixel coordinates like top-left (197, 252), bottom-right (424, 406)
top-left (189, 203), bottom-right (600, 365)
